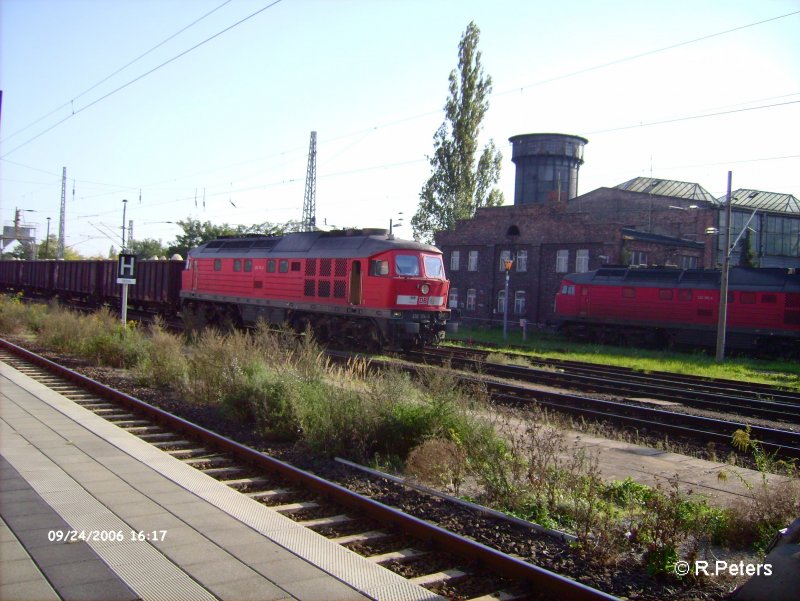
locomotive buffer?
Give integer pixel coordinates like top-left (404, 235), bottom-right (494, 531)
top-left (117, 253), bottom-right (136, 324)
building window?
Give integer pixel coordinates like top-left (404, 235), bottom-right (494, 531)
top-left (468, 250), bottom-right (478, 271)
top-left (629, 251), bottom-right (648, 266)
top-left (499, 250), bottom-right (511, 271)
top-left (576, 249), bottom-right (589, 273)
top-left (496, 290), bottom-right (506, 314)
top-left (516, 250), bottom-right (528, 272)
top-left (764, 215), bottom-right (800, 257)
top-left (450, 251), bottom-right (460, 271)
top-left (556, 250), bottom-right (568, 273)
top-left (449, 288), bottom-right (458, 309)
top-left (679, 255), bottom-right (698, 269)
top-left (514, 290), bottom-right (526, 314)
top-left (466, 288), bottom-right (476, 311)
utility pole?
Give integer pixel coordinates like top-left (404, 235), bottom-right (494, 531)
top-left (57, 168), bottom-right (66, 259)
top-left (715, 171), bottom-right (733, 362)
top-left (302, 131), bottom-right (317, 232)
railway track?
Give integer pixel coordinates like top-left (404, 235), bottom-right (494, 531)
top-left (397, 348), bottom-right (800, 460)
top-left (413, 347), bottom-right (800, 424)
top-left (0, 338), bottom-right (619, 601)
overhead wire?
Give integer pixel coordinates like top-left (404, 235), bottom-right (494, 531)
top-left (2, 7), bottom-right (798, 221)
top-left (0, 0), bottom-right (235, 145)
top-left (0, 0), bottom-right (285, 159)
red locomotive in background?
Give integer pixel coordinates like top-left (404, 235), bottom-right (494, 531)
top-left (554, 266), bottom-right (800, 353)
top-left (0, 229), bottom-right (455, 350)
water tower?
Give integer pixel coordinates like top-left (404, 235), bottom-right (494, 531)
top-left (509, 133), bottom-right (588, 205)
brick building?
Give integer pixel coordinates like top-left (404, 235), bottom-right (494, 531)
top-left (435, 134), bottom-right (799, 328)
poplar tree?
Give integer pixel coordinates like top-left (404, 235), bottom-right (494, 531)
top-left (412, 21), bottom-right (504, 243)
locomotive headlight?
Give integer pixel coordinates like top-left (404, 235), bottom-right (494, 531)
top-left (420, 284), bottom-right (430, 295)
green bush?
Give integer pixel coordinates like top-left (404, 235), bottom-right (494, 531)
top-left (135, 321), bottom-right (187, 388)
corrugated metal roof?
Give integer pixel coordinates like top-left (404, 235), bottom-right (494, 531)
top-left (725, 189), bottom-right (800, 214)
top-left (615, 177), bottom-right (718, 203)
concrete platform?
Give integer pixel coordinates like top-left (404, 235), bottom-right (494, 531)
top-left (0, 360), bottom-right (441, 601)
top-left (568, 429), bottom-right (796, 508)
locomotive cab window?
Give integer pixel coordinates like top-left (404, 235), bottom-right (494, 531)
top-left (395, 255), bottom-right (420, 276)
top-left (423, 255), bottom-right (444, 279)
top-left (370, 260), bottom-right (389, 276)
top-left (561, 284), bottom-right (575, 295)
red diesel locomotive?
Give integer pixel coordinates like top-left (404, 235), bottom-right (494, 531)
top-left (0, 230), bottom-right (455, 350)
top-left (181, 229), bottom-right (455, 349)
top-left (554, 266), bottom-right (800, 352)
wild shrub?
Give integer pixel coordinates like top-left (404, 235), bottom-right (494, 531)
top-left (405, 436), bottom-right (467, 494)
top-left (221, 360), bottom-right (301, 441)
top-left (37, 305), bottom-right (92, 355)
top-left (0, 293), bottom-right (39, 334)
top-left (135, 320), bottom-right (187, 388)
top-left (720, 428), bottom-right (800, 552)
top-left (183, 329), bottom-right (260, 404)
top-left (77, 310), bottom-right (150, 368)
top-left (295, 381), bottom-right (375, 458)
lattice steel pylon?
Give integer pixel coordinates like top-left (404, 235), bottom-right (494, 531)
top-left (302, 131), bottom-right (317, 232)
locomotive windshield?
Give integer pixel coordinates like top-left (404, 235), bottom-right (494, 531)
top-left (423, 255), bottom-right (445, 279)
top-left (395, 255), bottom-right (420, 276)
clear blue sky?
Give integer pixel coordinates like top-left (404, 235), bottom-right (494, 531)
top-left (2, 0), bottom-right (798, 257)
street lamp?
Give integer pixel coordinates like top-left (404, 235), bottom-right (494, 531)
top-left (503, 255), bottom-right (514, 342)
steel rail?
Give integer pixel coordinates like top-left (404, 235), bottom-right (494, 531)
top-left (435, 345), bottom-right (800, 403)
top-left (0, 338), bottom-right (620, 601)
top-left (415, 348), bottom-right (800, 422)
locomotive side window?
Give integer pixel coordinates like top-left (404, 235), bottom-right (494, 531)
top-left (622, 287), bottom-right (636, 298)
top-left (423, 256), bottom-right (444, 279)
top-left (291, 262), bottom-right (301, 272)
top-left (244, 259), bottom-right (252, 272)
top-left (279, 260), bottom-right (289, 273)
top-left (740, 292), bottom-right (756, 304)
top-left (233, 259), bottom-right (242, 272)
top-left (678, 289), bottom-right (693, 301)
top-left (267, 259), bottom-right (276, 273)
top-left (396, 255), bottom-right (420, 276)
top-left (214, 259), bottom-right (222, 271)
top-left (659, 289), bottom-right (674, 300)
top-left (370, 260), bottom-right (389, 276)
top-left (762, 294), bottom-right (777, 304)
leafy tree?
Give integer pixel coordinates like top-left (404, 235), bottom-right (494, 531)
top-left (412, 21), bottom-right (504, 243)
top-left (4, 236), bottom-right (83, 260)
top-left (738, 228), bottom-right (758, 267)
top-left (166, 218), bottom-right (302, 258)
top-left (128, 238), bottom-right (169, 259)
